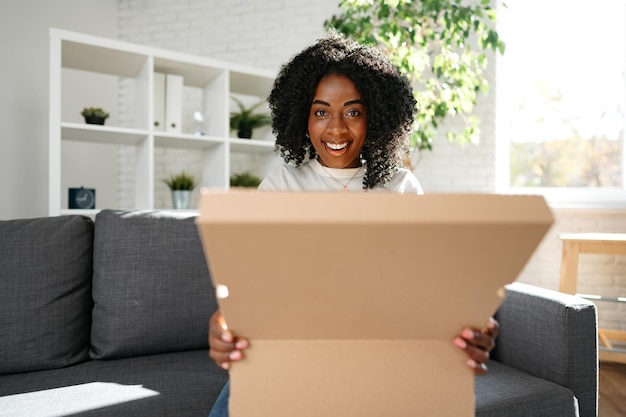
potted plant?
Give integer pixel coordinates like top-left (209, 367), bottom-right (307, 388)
top-left (163, 171), bottom-right (198, 209)
top-left (229, 97), bottom-right (271, 139)
top-left (81, 107), bottom-right (110, 125)
top-left (230, 172), bottom-right (262, 189)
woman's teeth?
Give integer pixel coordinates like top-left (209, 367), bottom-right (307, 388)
top-left (325, 142), bottom-right (348, 150)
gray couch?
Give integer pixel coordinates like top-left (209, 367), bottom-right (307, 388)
top-left (0, 210), bottom-right (597, 417)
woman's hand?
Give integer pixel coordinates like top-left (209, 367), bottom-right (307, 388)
top-left (454, 317), bottom-right (499, 375)
top-left (209, 309), bottom-right (498, 374)
top-left (208, 309), bottom-right (250, 370)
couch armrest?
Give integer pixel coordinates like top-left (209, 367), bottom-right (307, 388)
top-left (492, 282), bottom-right (598, 417)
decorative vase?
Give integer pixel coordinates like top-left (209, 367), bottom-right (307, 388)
top-left (171, 190), bottom-right (191, 210)
top-left (84, 116), bottom-right (106, 125)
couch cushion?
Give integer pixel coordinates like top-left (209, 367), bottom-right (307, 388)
top-left (90, 210), bottom-right (217, 359)
top-left (476, 360), bottom-right (579, 417)
top-left (0, 215), bottom-right (94, 374)
top-left (0, 350), bottom-right (228, 417)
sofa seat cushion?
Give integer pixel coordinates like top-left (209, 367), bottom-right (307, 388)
top-left (476, 360), bottom-right (578, 417)
top-left (0, 350), bottom-right (228, 417)
top-left (91, 210), bottom-right (218, 359)
top-left (0, 215), bottom-right (94, 374)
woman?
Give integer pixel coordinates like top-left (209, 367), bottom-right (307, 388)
top-left (208, 31), bottom-right (498, 417)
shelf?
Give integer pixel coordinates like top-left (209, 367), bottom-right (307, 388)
top-left (600, 345), bottom-right (626, 353)
top-left (60, 209), bottom-right (99, 217)
top-left (62, 122), bottom-right (149, 145)
top-left (60, 208), bottom-right (199, 217)
top-left (230, 69), bottom-right (275, 98)
top-left (229, 137), bottom-right (275, 153)
top-left (62, 40), bottom-right (148, 78)
top-left (154, 57), bottom-right (225, 88)
top-left (154, 133), bottom-right (225, 149)
top-left (577, 293), bottom-right (626, 303)
top-left (50, 28), bottom-right (277, 216)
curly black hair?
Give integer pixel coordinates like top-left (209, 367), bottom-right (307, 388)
top-left (268, 31), bottom-right (417, 189)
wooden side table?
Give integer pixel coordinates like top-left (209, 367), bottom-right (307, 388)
top-left (559, 233), bottom-right (626, 363)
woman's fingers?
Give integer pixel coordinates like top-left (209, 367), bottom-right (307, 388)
top-left (483, 317), bottom-right (500, 339)
top-left (208, 309), bottom-right (250, 369)
top-left (454, 318), bottom-right (500, 376)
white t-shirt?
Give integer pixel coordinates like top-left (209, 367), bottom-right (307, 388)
top-left (259, 159), bottom-right (423, 194)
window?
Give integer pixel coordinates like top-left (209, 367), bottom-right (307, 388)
top-left (496, 0), bottom-right (626, 207)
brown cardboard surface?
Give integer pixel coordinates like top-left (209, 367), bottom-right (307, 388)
top-left (196, 191), bottom-right (554, 417)
top-left (230, 340), bottom-right (471, 417)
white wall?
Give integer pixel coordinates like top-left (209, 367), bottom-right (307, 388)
top-left (0, 0), bottom-right (118, 219)
top-left (118, 0), bottom-right (339, 71)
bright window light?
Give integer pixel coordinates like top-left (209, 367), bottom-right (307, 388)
top-left (496, 0), bottom-right (626, 207)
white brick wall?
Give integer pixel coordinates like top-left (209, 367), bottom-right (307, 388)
top-left (116, 0), bottom-right (626, 330)
top-left (118, 0), bottom-right (338, 71)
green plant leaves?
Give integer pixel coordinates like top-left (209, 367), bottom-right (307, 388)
top-left (163, 171), bottom-right (198, 190)
top-left (230, 172), bottom-right (262, 187)
top-left (81, 107), bottom-right (109, 118)
top-left (229, 97), bottom-right (272, 131)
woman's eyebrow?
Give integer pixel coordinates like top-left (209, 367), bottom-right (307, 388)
top-left (312, 99), bottom-right (331, 106)
top-left (344, 99), bottom-right (364, 106)
top-left (311, 99), bottom-right (364, 107)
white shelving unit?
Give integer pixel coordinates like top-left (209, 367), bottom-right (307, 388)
top-left (49, 28), bottom-right (278, 216)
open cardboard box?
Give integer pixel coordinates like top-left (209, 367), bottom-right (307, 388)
top-left (196, 191), bottom-right (554, 417)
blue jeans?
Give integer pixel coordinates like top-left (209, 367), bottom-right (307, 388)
top-left (208, 381), bottom-right (230, 417)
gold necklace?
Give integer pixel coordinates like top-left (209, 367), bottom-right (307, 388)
top-left (319, 163), bottom-right (363, 192)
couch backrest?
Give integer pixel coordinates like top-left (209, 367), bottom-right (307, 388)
top-left (0, 215), bottom-right (94, 374)
top-left (90, 209), bottom-right (218, 360)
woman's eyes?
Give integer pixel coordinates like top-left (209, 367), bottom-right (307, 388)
top-left (313, 109), bottom-right (362, 117)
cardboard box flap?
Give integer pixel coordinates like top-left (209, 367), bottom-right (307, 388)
top-left (196, 192), bottom-right (554, 341)
top-left (198, 191), bottom-right (553, 224)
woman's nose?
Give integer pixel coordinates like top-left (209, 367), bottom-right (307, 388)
top-left (327, 114), bottom-right (348, 132)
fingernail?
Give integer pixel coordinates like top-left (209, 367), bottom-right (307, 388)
top-left (220, 362), bottom-right (230, 370)
top-left (454, 337), bottom-right (467, 349)
top-left (229, 350), bottom-right (242, 361)
top-left (220, 332), bottom-right (233, 343)
top-left (488, 318), bottom-right (496, 328)
top-left (462, 329), bottom-right (474, 339)
top-left (235, 340), bottom-right (248, 349)
top-left (467, 359), bottom-right (477, 369)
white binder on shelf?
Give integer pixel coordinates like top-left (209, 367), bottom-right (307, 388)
top-left (165, 74), bottom-right (183, 133)
top-left (153, 72), bottom-right (165, 131)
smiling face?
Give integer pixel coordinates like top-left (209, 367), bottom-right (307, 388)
top-left (307, 74), bottom-right (367, 168)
